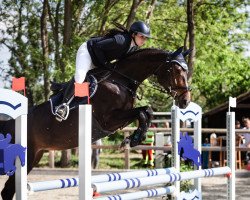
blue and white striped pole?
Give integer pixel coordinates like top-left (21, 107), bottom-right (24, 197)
top-left (92, 167), bottom-right (231, 193)
top-left (91, 167), bottom-right (177, 183)
top-left (27, 167), bottom-right (177, 192)
top-left (27, 178), bottom-right (79, 192)
top-left (95, 186), bottom-right (175, 200)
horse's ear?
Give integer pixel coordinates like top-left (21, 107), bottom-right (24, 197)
top-left (182, 49), bottom-right (193, 57)
top-left (171, 46), bottom-right (184, 58)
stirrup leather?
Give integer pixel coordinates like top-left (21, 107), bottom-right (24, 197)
top-left (55, 103), bottom-right (70, 121)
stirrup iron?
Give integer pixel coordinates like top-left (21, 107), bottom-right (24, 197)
top-left (55, 103), bottom-right (70, 121)
top-left (55, 94), bottom-right (75, 121)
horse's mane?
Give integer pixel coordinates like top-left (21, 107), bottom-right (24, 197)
top-left (121, 48), bottom-right (169, 62)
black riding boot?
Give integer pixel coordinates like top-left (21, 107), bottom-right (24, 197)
top-left (55, 78), bottom-right (75, 121)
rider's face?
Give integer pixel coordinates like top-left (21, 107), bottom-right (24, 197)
top-left (133, 33), bottom-right (148, 47)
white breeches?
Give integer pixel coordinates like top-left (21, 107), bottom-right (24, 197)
top-left (74, 42), bottom-right (96, 83)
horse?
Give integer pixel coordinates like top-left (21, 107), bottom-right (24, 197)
top-left (0, 46), bottom-right (191, 199)
top-left (0, 133), bottom-right (26, 176)
top-left (178, 133), bottom-right (201, 168)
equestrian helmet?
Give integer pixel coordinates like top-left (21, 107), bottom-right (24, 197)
top-left (129, 21), bottom-right (151, 38)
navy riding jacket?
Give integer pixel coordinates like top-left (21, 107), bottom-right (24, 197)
top-left (87, 32), bottom-right (138, 67)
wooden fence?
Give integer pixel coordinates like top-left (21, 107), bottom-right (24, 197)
top-left (91, 127), bottom-right (250, 169)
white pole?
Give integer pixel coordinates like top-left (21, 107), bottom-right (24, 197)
top-left (226, 112), bottom-right (235, 200)
top-left (91, 167), bottom-right (177, 183)
top-left (15, 115), bottom-right (27, 200)
top-left (95, 186), bottom-right (176, 200)
top-left (193, 113), bottom-right (202, 193)
top-left (27, 167), bottom-right (177, 192)
top-left (78, 105), bottom-right (92, 200)
top-left (92, 167), bottom-right (230, 193)
top-left (171, 105), bottom-right (180, 199)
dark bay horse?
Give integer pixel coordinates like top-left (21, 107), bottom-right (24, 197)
top-left (0, 47), bottom-right (191, 199)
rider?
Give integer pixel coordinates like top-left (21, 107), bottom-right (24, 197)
top-left (55, 21), bottom-right (151, 121)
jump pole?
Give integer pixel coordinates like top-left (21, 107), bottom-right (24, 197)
top-left (92, 167), bottom-right (231, 193)
top-left (27, 167), bottom-right (177, 192)
top-left (95, 186), bottom-right (176, 200)
top-left (78, 104), bottom-right (92, 200)
top-left (0, 88), bottom-right (28, 200)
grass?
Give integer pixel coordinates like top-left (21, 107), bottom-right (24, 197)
top-left (37, 149), bottom-right (149, 169)
top-left (98, 150), bottom-right (144, 169)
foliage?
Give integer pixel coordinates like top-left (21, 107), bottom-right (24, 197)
top-left (191, 0), bottom-right (250, 110)
top-left (0, 0), bottom-right (249, 111)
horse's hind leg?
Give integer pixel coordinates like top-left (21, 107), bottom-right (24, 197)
top-left (29, 150), bottom-right (44, 171)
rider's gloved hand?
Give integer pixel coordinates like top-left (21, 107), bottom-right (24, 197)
top-left (104, 62), bottom-right (115, 70)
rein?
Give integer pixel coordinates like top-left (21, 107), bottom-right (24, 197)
top-left (152, 60), bottom-right (191, 99)
top-left (90, 54), bottom-right (191, 100)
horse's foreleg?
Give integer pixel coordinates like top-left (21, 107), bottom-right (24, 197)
top-left (1, 175), bottom-right (15, 200)
top-left (127, 107), bottom-right (153, 147)
top-left (107, 106), bottom-right (153, 147)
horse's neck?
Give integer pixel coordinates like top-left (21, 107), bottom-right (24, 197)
top-left (119, 49), bottom-right (166, 83)
top-left (28, 101), bottom-right (51, 119)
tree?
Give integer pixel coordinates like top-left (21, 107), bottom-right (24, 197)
top-left (190, 0), bottom-right (250, 109)
top-left (0, 0), bottom-right (249, 112)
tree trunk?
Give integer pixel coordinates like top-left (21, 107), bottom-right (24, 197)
top-left (63, 0), bottom-right (72, 47)
top-left (60, 0), bottom-right (73, 167)
top-left (126, 0), bottom-right (144, 29)
top-left (146, 0), bottom-right (157, 23)
top-left (41, 0), bottom-right (50, 100)
top-left (47, 0), bottom-right (61, 72)
top-left (99, 0), bottom-right (120, 34)
top-left (187, 0), bottom-right (196, 81)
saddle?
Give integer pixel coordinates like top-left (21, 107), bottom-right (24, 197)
top-left (49, 75), bottom-right (98, 115)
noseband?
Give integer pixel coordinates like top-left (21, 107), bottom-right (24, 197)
top-left (167, 60), bottom-right (191, 99)
top-left (153, 59), bottom-right (191, 99)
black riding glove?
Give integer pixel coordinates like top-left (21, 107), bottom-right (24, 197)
top-left (104, 62), bottom-right (115, 70)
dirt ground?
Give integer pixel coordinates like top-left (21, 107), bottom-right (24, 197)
top-left (0, 168), bottom-right (249, 200)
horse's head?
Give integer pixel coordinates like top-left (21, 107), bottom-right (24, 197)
top-left (155, 47), bottom-right (191, 108)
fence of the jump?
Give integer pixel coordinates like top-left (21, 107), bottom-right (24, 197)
top-left (28, 167), bottom-right (177, 191)
top-left (0, 88), bottom-right (92, 200)
top-left (28, 101), bottom-right (235, 200)
top-left (0, 88), bottom-right (236, 200)
top-left (0, 88), bottom-right (28, 200)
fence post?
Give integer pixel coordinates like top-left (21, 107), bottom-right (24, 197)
top-left (226, 112), bottom-right (235, 200)
top-left (15, 114), bottom-right (27, 200)
top-left (78, 105), bottom-right (92, 200)
top-left (0, 88), bottom-right (28, 200)
top-left (124, 131), bottom-right (130, 169)
top-left (155, 132), bottom-right (165, 168)
top-left (171, 105), bottom-right (180, 199)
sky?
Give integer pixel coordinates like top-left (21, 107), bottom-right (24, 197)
top-left (0, 20), bottom-right (10, 88)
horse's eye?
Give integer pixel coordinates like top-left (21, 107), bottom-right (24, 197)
top-left (176, 65), bottom-right (182, 72)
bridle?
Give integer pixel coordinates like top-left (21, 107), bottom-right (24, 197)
top-left (153, 58), bottom-right (191, 100)
top-left (92, 53), bottom-right (191, 100)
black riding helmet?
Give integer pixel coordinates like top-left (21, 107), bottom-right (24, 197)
top-left (129, 21), bottom-right (151, 38)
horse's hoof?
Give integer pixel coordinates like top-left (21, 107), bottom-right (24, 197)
top-left (120, 137), bottom-right (130, 149)
top-left (129, 140), bottom-right (140, 147)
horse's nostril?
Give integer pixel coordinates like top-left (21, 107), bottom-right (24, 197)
top-left (179, 99), bottom-right (190, 109)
